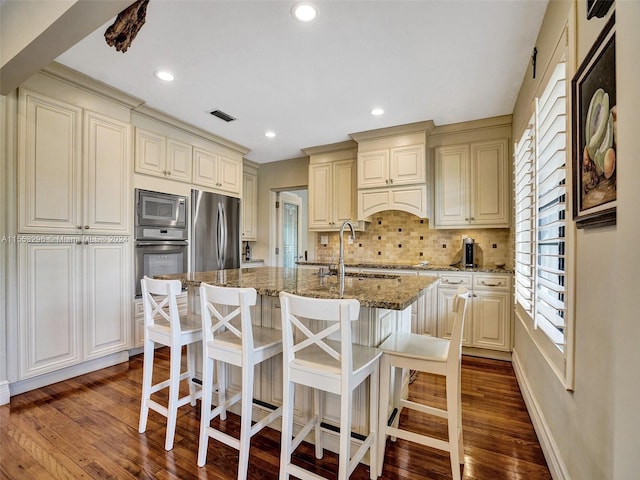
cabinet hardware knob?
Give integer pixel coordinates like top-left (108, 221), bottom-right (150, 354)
top-left (84, 225), bottom-right (89, 229)
top-left (471, 217), bottom-right (475, 220)
top-left (481, 281), bottom-right (501, 287)
top-left (465, 218), bottom-right (469, 221)
top-left (77, 225), bottom-right (82, 229)
top-left (76, 240), bottom-right (82, 245)
top-left (167, 171), bottom-right (171, 176)
top-left (390, 179), bottom-right (393, 184)
top-left (84, 240), bottom-right (89, 245)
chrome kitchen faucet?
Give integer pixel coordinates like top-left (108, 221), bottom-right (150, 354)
top-left (339, 221), bottom-right (356, 286)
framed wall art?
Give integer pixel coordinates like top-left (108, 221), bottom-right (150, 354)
top-left (571, 14), bottom-right (616, 229)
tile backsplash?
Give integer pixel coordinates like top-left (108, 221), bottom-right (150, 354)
top-left (314, 210), bottom-right (513, 268)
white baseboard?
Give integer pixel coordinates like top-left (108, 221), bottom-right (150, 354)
top-left (7, 351), bottom-right (130, 398)
top-left (0, 380), bottom-right (10, 405)
top-left (512, 349), bottom-right (569, 480)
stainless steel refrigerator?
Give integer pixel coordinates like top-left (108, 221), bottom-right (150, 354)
top-left (190, 189), bottom-right (241, 272)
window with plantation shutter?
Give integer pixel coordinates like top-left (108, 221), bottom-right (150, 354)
top-left (514, 61), bottom-right (569, 352)
top-left (535, 62), bottom-right (567, 350)
top-left (514, 120), bottom-right (535, 317)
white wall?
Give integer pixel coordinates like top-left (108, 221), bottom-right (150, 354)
top-left (611, 1), bottom-right (640, 477)
top-left (512, 1), bottom-right (640, 478)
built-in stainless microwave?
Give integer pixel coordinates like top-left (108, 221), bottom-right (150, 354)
top-left (135, 189), bottom-right (187, 240)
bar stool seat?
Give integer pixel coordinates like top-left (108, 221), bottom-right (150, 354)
top-left (377, 286), bottom-right (470, 480)
top-left (138, 276), bottom-right (202, 451)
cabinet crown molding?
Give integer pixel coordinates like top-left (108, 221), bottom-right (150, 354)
top-left (349, 120), bottom-right (435, 142)
top-left (302, 139), bottom-right (357, 156)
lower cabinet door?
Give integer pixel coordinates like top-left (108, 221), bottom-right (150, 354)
top-left (83, 242), bottom-right (131, 360)
top-left (472, 290), bottom-right (511, 351)
top-left (19, 243), bottom-right (82, 379)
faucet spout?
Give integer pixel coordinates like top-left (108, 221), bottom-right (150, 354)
top-left (339, 221), bottom-right (356, 282)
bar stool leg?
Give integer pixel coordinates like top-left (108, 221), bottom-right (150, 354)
top-left (164, 343), bottom-right (182, 450)
top-left (138, 339), bottom-right (154, 434)
top-left (187, 343), bottom-right (197, 406)
top-left (314, 389), bottom-right (323, 459)
top-left (338, 388), bottom-right (353, 480)
top-left (447, 373), bottom-right (462, 480)
top-left (198, 355), bottom-right (215, 467)
top-left (377, 354), bottom-right (391, 477)
top-left (369, 363), bottom-right (379, 480)
top-left (238, 364), bottom-right (254, 480)
top-left (218, 361), bottom-right (227, 421)
top-left (279, 378), bottom-right (295, 480)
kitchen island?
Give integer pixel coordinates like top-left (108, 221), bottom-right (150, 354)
top-left (160, 266), bottom-right (438, 458)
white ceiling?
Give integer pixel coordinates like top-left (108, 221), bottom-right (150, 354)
top-left (56, 0), bottom-right (548, 164)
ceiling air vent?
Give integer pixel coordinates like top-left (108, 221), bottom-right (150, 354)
top-left (209, 109), bottom-right (236, 122)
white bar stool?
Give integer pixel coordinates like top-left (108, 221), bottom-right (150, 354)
top-left (138, 276), bottom-right (202, 451)
top-left (197, 284), bottom-right (283, 480)
top-left (279, 291), bottom-right (382, 480)
top-left (377, 286), bottom-right (470, 480)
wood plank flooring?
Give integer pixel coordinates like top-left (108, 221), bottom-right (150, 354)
top-left (0, 350), bottom-right (551, 479)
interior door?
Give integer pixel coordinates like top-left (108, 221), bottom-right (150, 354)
top-left (277, 192), bottom-right (302, 268)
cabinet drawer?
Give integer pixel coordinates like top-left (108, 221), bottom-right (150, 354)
top-left (438, 273), bottom-right (472, 288)
top-left (473, 274), bottom-right (511, 291)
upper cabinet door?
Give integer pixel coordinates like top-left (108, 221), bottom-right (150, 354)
top-left (166, 138), bottom-right (192, 182)
top-left (19, 90), bottom-right (82, 233)
top-left (242, 169), bottom-right (258, 241)
top-left (308, 162), bottom-right (333, 229)
top-left (332, 159), bottom-right (357, 225)
top-left (134, 128), bottom-right (166, 176)
top-left (434, 144), bottom-right (469, 227)
top-left (470, 139), bottom-right (510, 226)
top-left (217, 153), bottom-right (242, 195)
top-left (389, 144), bottom-right (425, 186)
top-left (192, 146), bottom-right (218, 188)
top-left (357, 149), bottom-right (389, 188)
top-left (84, 111), bottom-right (132, 234)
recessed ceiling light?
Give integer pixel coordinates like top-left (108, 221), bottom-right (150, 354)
top-left (371, 107), bottom-right (384, 116)
top-left (155, 71), bottom-right (174, 82)
top-left (265, 131), bottom-right (276, 138)
top-left (292, 3), bottom-right (317, 22)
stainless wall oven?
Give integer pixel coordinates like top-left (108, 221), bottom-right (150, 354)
top-left (134, 189), bottom-right (189, 297)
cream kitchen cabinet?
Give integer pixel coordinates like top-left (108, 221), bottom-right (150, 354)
top-left (193, 146), bottom-right (242, 196)
top-left (242, 163), bottom-right (258, 241)
top-left (357, 144), bottom-right (425, 188)
top-left (353, 128), bottom-right (430, 219)
top-left (308, 159), bottom-right (359, 230)
top-left (134, 128), bottom-right (193, 182)
top-left (437, 271), bottom-right (512, 354)
top-left (18, 240), bottom-right (132, 379)
top-left (18, 90), bottom-right (132, 235)
top-left (434, 139), bottom-right (510, 228)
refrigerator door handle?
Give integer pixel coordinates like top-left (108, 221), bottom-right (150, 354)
top-left (217, 202), bottom-right (227, 269)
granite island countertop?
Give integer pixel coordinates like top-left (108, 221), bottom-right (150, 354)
top-left (296, 261), bottom-right (514, 275)
top-left (159, 266), bottom-right (438, 311)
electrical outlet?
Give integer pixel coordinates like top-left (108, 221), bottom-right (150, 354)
top-left (320, 235), bottom-right (328, 245)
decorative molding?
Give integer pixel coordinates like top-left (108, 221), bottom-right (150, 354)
top-left (512, 349), bottom-right (570, 480)
top-left (302, 139), bottom-right (358, 156)
top-left (349, 120), bottom-right (435, 142)
top-left (8, 351), bottom-right (129, 397)
top-left (42, 62), bottom-right (144, 109)
top-left (132, 105), bottom-right (250, 156)
top-left (429, 114), bottom-right (513, 138)
top-left (0, 381), bottom-right (9, 406)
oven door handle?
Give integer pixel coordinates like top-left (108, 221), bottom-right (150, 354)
top-left (135, 241), bottom-right (188, 247)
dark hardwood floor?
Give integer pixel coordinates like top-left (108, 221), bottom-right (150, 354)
top-left (0, 350), bottom-right (551, 479)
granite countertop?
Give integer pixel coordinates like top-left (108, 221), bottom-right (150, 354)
top-left (296, 261), bottom-right (514, 275)
top-left (159, 267), bottom-right (438, 310)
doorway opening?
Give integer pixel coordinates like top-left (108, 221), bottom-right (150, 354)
top-left (271, 189), bottom-right (311, 267)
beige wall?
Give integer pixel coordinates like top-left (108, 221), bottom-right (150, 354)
top-left (253, 157), bottom-right (310, 264)
top-left (512, 1), bottom-right (640, 478)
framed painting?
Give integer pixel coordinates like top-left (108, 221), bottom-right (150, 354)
top-left (571, 14), bottom-right (616, 229)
